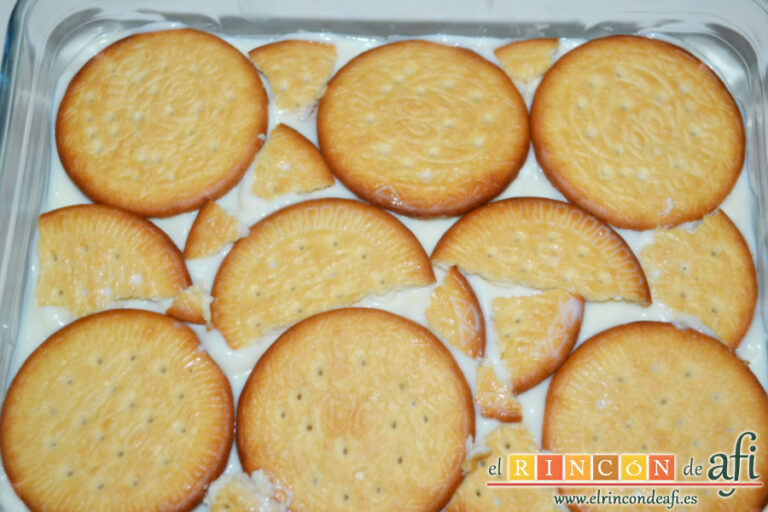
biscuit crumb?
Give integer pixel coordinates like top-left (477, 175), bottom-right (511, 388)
top-left (206, 471), bottom-right (291, 512)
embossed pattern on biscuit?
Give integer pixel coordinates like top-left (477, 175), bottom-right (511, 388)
top-left (495, 38), bottom-right (559, 84)
top-left (250, 123), bottom-right (335, 200)
top-left (543, 322), bottom-right (768, 511)
top-left (184, 200), bottom-right (241, 259)
top-left (318, 39), bottom-right (529, 218)
top-left (445, 424), bottom-right (559, 512)
top-left (494, 290), bottom-right (583, 393)
top-left (426, 266), bottom-right (485, 358)
top-left (36, 204), bottom-right (191, 317)
top-left (531, 35), bottom-right (744, 230)
top-left (56, 29), bottom-right (268, 217)
top-left (237, 308), bottom-right (474, 512)
top-left (0, 309), bottom-right (234, 512)
top-left (432, 197), bottom-right (651, 305)
top-left (211, 198), bottom-right (434, 349)
top-left (249, 39), bottom-right (338, 111)
top-left (475, 364), bottom-right (522, 423)
top-left (640, 210), bottom-right (757, 349)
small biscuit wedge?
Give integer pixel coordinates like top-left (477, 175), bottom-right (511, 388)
top-left (251, 123), bottom-right (335, 200)
top-left (0, 309), bottom-right (234, 512)
top-left (475, 364), bottom-right (522, 423)
top-left (544, 321), bottom-right (768, 511)
top-left (445, 424), bottom-right (560, 512)
top-left (166, 284), bottom-right (210, 326)
top-left (36, 204), bottom-right (191, 317)
top-left (495, 38), bottom-right (559, 84)
top-left (249, 40), bottom-right (337, 111)
top-left (640, 210), bottom-right (757, 348)
top-left (57, 29), bottom-right (268, 217)
top-left (212, 198), bottom-right (434, 349)
top-left (494, 290), bottom-right (584, 393)
top-left (237, 308), bottom-right (474, 512)
top-left (426, 266), bottom-right (485, 358)
top-left (432, 197), bottom-right (650, 305)
top-left (184, 200), bottom-right (240, 259)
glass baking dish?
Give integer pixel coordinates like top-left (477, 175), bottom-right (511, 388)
top-left (1, 0), bottom-right (767, 510)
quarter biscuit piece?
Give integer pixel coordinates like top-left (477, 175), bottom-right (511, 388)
top-left (250, 123), bottom-right (335, 200)
top-left (318, 39), bottom-right (530, 218)
top-left (494, 290), bottom-right (584, 393)
top-left (37, 204), bottom-right (191, 317)
top-left (432, 197), bottom-right (651, 305)
top-left (249, 39), bottom-right (338, 112)
top-left (166, 283), bottom-right (210, 326)
top-left (531, 35), bottom-right (744, 230)
top-left (425, 266), bottom-right (486, 358)
top-left (237, 308), bottom-right (474, 512)
top-left (475, 364), bottom-right (522, 423)
top-left (57, 28), bottom-right (268, 217)
top-left (543, 321), bottom-right (768, 511)
top-left (445, 424), bottom-right (559, 512)
top-left (0, 309), bottom-right (234, 512)
top-left (640, 210), bottom-right (757, 349)
top-left (494, 38), bottom-right (559, 84)
top-left (211, 198), bottom-right (434, 349)
top-left (184, 200), bottom-right (241, 259)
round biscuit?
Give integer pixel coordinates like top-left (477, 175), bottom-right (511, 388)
top-left (0, 309), bottom-right (234, 512)
top-left (543, 321), bottom-right (768, 511)
top-left (211, 198), bottom-right (434, 349)
top-left (56, 29), bottom-right (268, 217)
top-left (236, 308), bottom-right (474, 512)
top-left (531, 35), bottom-right (744, 230)
top-left (318, 39), bottom-right (529, 218)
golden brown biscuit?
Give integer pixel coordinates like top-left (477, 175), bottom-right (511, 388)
top-left (36, 204), bottom-right (191, 317)
top-left (166, 284), bottom-right (209, 326)
top-left (495, 38), bottom-right (559, 84)
top-left (640, 210), bottom-right (757, 348)
top-left (494, 290), bottom-right (583, 393)
top-left (543, 321), bottom-right (768, 511)
top-left (57, 29), bottom-right (268, 217)
top-left (318, 39), bottom-right (529, 218)
top-left (426, 266), bottom-right (485, 358)
top-left (445, 424), bottom-right (559, 511)
top-left (249, 39), bottom-right (337, 111)
top-left (475, 364), bottom-right (522, 423)
top-left (250, 123), bottom-right (334, 200)
top-left (531, 35), bottom-right (744, 230)
top-left (212, 198), bottom-right (434, 349)
top-left (432, 197), bottom-right (650, 305)
top-left (0, 309), bottom-right (234, 512)
top-left (184, 200), bottom-right (240, 259)
top-left (237, 308), bottom-right (474, 512)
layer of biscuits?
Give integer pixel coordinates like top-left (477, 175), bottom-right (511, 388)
top-left (3, 27), bottom-right (766, 512)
